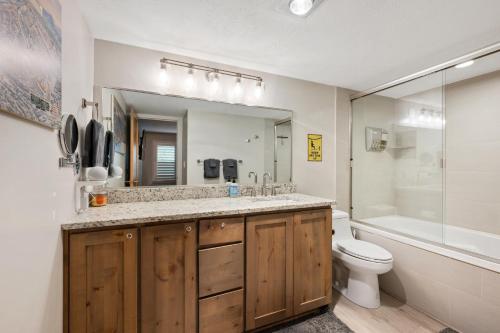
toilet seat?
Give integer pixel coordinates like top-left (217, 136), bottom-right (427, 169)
top-left (337, 239), bottom-right (393, 263)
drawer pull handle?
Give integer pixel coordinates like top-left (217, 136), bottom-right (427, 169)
top-left (185, 225), bottom-right (192, 233)
top-left (126, 233), bottom-right (133, 239)
top-left (220, 222), bottom-right (225, 229)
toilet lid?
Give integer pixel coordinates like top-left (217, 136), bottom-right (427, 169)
top-left (337, 239), bottom-right (393, 263)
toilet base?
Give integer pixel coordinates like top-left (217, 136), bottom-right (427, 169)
top-left (343, 270), bottom-right (381, 309)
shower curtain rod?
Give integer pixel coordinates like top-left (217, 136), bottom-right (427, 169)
top-left (350, 41), bottom-right (500, 101)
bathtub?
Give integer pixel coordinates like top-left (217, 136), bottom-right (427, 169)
top-left (351, 215), bottom-right (500, 272)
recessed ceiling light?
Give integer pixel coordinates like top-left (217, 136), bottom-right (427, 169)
top-left (454, 60), bottom-right (474, 69)
top-left (289, 0), bottom-right (314, 16)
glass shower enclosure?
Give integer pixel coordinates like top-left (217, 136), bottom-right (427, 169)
top-left (350, 48), bottom-right (500, 262)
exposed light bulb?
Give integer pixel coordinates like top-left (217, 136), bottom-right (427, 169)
top-left (433, 112), bottom-right (442, 128)
top-left (254, 80), bottom-right (264, 99)
top-left (289, 0), bottom-right (314, 16)
top-left (418, 111), bottom-right (425, 122)
top-left (233, 76), bottom-right (242, 97)
top-left (159, 62), bottom-right (169, 85)
top-left (455, 60), bottom-right (474, 69)
top-left (185, 67), bottom-right (195, 91)
top-left (206, 71), bottom-right (219, 95)
top-left (425, 111), bottom-right (432, 123)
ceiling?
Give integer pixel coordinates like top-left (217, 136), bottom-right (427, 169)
top-left (118, 89), bottom-right (292, 120)
top-left (79, 0), bottom-right (500, 92)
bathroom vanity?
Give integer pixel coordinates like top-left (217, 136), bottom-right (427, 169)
top-left (62, 194), bottom-right (333, 333)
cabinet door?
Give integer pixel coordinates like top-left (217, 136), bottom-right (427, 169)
top-left (293, 209), bottom-right (332, 314)
top-left (141, 222), bottom-right (197, 333)
top-left (246, 213), bottom-right (293, 330)
top-left (69, 228), bottom-right (137, 333)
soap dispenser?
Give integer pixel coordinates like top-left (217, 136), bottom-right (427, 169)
top-left (228, 179), bottom-right (240, 198)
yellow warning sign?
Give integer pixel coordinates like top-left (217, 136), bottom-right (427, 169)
top-left (308, 134), bottom-right (322, 162)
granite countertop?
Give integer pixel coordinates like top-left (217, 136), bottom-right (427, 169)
top-left (62, 193), bottom-right (333, 231)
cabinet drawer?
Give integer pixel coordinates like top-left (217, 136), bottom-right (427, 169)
top-left (199, 289), bottom-right (244, 333)
top-left (199, 243), bottom-right (244, 297)
top-left (199, 217), bottom-right (244, 247)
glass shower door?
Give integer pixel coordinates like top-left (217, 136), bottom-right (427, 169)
top-left (351, 72), bottom-right (445, 243)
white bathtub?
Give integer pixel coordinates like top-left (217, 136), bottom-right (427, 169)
top-left (352, 215), bottom-right (500, 272)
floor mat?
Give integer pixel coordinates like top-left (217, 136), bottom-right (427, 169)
top-left (267, 310), bottom-right (354, 333)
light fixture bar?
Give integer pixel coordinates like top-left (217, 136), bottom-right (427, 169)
top-left (160, 58), bottom-right (263, 82)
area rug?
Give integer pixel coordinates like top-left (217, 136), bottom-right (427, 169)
top-left (267, 310), bottom-right (353, 333)
top-left (440, 328), bottom-right (459, 333)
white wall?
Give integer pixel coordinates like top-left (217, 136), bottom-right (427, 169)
top-left (94, 40), bottom-right (337, 200)
top-left (0, 1), bottom-right (94, 332)
top-left (186, 110), bottom-right (272, 185)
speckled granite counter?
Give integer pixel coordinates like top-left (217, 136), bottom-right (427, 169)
top-left (62, 193), bottom-right (333, 231)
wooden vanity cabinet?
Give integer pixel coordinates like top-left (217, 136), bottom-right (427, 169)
top-left (68, 228), bottom-right (138, 333)
top-left (245, 213), bottom-right (294, 330)
top-left (141, 222), bottom-right (197, 333)
top-left (65, 207), bottom-right (331, 333)
top-left (245, 209), bottom-right (332, 330)
top-left (198, 217), bottom-right (245, 333)
top-left (293, 210), bottom-right (332, 314)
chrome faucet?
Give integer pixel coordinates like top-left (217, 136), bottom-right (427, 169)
top-left (248, 171), bottom-right (258, 184)
top-left (262, 172), bottom-right (272, 196)
top-left (248, 171), bottom-right (258, 196)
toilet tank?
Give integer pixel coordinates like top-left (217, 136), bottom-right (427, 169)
top-left (333, 210), bottom-right (354, 241)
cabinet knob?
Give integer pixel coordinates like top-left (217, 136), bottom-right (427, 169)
top-left (220, 222), bottom-right (225, 229)
top-left (185, 225), bottom-right (192, 233)
top-left (126, 233), bottom-right (133, 239)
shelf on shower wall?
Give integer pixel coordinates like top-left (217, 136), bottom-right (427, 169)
top-left (390, 124), bottom-right (417, 149)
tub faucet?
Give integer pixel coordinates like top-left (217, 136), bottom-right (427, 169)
top-left (262, 172), bottom-right (272, 196)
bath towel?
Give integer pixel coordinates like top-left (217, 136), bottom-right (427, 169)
top-left (223, 159), bottom-right (238, 181)
top-left (204, 159), bottom-right (220, 178)
top-left (83, 119), bottom-right (105, 168)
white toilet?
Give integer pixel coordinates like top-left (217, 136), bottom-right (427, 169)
top-left (332, 210), bottom-right (393, 309)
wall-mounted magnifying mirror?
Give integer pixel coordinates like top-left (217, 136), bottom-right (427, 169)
top-left (59, 114), bottom-right (79, 156)
top-left (59, 114), bottom-right (80, 174)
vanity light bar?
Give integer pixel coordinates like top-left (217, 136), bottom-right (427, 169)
top-left (159, 58), bottom-right (263, 82)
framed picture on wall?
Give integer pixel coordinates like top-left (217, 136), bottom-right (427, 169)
top-left (0, 0), bottom-right (62, 128)
top-left (308, 134), bottom-right (322, 161)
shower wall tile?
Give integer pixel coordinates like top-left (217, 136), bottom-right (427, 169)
top-left (449, 288), bottom-right (500, 333)
top-left (481, 269), bottom-right (500, 308)
top-left (445, 71), bottom-right (500, 237)
top-left (446, 142), bottom-right (500, 173)
top-left (446, 171), bottom-right (500, 202)
top-left (446, 197), bottom-right (500, 235)
top-left (356, 229), bottom-right (500, 333)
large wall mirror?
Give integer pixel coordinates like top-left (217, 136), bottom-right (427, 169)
top-left (98, 87), bottom-right (292, 187)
